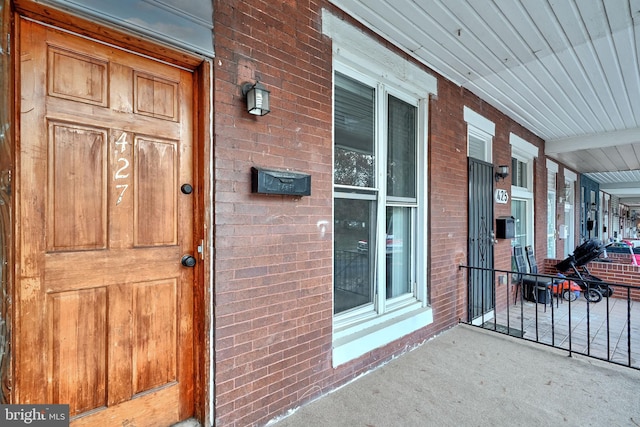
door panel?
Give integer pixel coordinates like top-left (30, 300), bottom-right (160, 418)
top-left (48, 122), bottom-right (108, 251)
top-left (135, 137), bottom-right (178, 246)
top-left (48, 288), bottom-right (107, 412)
top-left (133, 280), bottom-right (177, 394)
top-left (17, 19), bottom-right (195, 426)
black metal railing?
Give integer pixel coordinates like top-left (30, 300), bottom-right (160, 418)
top-left (459, 265), bottom-right (640, 371)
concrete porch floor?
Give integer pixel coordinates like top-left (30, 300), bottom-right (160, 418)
top-left (269, 324), bottom-right (640, 427)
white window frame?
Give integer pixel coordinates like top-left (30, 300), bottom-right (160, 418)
top-left (601, 191), bottom-right (610, 242)
top-left (324, 10), bottom-right (436, 367)
top-left (547, 160), bottom-right (558, 258)
top-left (510, 134), bottom-right (538, 248)
top-left (464, 107), bottom-right (494, 163)
top-left (564, 170), bottom-right (577, 254)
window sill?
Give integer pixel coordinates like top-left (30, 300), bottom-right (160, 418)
top-left (332, 305), bottom-right (433, 367)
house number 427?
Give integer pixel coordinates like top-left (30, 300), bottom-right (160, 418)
top-left (114, 131), bottom-right (130, 205)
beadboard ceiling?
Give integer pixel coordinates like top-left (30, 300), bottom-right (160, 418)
top-left (328, 0), bottom-right (640, 206)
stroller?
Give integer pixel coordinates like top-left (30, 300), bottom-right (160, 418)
top-left (555, 239), bottom-right (614, 303)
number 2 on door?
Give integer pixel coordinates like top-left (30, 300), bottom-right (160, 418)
top-left (114, 131), bottom-right (130, 205)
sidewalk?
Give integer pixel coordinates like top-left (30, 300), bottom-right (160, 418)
top-left (269, 324), bottom-right (640, 427)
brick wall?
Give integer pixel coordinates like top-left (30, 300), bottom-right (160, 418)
top-left (587, 262), bottom-right (640, 301)
top-left (427, 79), bottom-right (468, 326)
top-left (454, 90), bottom-right (546, 310)
top-left (543, 258), bottom-right (640, 301)
top-left (213, 2), bottom-right (335, 424)
top-left (213, 1), bottom-right (556, 425)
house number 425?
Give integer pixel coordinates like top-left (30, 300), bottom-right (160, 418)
top-left (494, 189), bottom-right (509, 204)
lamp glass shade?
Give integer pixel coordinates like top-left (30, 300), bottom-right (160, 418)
top-left (495, 165), bottom-right (509, 181)
top-left (246, 82), bottom-right (270, 116)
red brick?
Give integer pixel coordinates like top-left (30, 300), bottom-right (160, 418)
top-left (211, 0), bottom-right (570, 425)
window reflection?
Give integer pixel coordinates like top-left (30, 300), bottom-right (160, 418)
top-left (334, 73), bottom-right (375, 187)
top-left (334, 198), bottom-right (376, 313)
top-left (386, 206), bottom-right (412, 299)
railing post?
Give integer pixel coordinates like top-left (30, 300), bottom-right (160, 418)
top-left (606, 292), bottom-right (611, 361)
top-left (506, 271), bottom-right (511, 332)
top-left (628, 287), bottom-right (632, 368)
top-left (586, 295), bottom-right (591, 357)
top-left (568, 287), bottom-right (572, 357)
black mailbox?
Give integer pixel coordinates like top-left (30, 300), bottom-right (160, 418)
top-left (251, 167), bottom-right (311, 196)
top-left (496, 216), bottom-right (515, 239)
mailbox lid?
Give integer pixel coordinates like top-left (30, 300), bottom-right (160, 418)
top-left (251, 167), bottom-right (311, 196)
top-left (496, 216), bottom-right (515, 239)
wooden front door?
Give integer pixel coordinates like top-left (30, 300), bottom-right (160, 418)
top-left (16, 19), bottom-right (196, 426)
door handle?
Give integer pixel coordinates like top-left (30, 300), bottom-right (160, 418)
top-left (181, 255), bottom-right (196, 267)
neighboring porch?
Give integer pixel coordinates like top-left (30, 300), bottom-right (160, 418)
top-left (486, 294), bottom-right (640, 369)
top-left (467, 256), bottom-right (640, 371)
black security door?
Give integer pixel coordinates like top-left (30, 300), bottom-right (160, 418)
top-left (580, 176), bottom-right (599, 241)
top-left (468, 158), bottom-right (495, 322)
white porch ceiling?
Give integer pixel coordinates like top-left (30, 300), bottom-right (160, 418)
top-left (328, 0), bottom-right (640, 206)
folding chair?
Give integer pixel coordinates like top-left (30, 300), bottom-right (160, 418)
top-left (513, 245), bottom-right (553, 311)
top-left (525, 245), bottom-right (558, 307)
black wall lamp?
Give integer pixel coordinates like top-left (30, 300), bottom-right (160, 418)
top-left (242, 80), bottom-right (270, 116)
top-left (495, 165), bottom-right (509, 182)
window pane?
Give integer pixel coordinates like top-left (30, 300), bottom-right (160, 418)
top-left (512, 199), bottom-right (527, 248)
top-left (387, 95), bottom-right (416, 198)
top-left (548, 169), bottom-right (557, 257)
top-left (386, 206), bottom-right (412, 299)
top-left (334, 197), bottom-right (376, 313)
top-left (547, 191), bottom-right (556, 258)
top-left (548, 170), bottom-right (556, 189)
top-left (564, 180), bottom-right (575, 255)
top-left (512, 158), bottom-right (527, 188)
top-left (468, 133), bottom-right (486, 161)
top-left (334, 73), bottom-right (375, 187)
